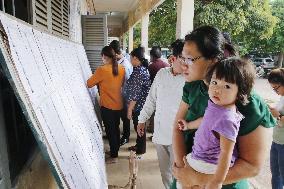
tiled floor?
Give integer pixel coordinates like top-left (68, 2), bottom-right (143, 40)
top-left (105, 127), bottom-right (164, 189)
top-left (106, 78), bottom-right (277, 189)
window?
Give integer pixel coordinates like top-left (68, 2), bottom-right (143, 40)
top-left (33, 0), bottom-right (70, 38)
top-left (33, 0), bottom-right (48, 30)
top-left (0, 0), bottom-right (69, 38)
top-left (51, 0), bottom-right (69, 37)
top-left (0, 0), bottom-right (31, 23)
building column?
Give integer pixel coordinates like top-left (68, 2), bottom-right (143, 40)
top-left (141, 13), bottom-right (149, 55)
top-left (128, 26), bottom-right (134, 52)
top-left (122, 33), bottom-right (127, 52)
top-left (176, 0), bottom-right (194, 39)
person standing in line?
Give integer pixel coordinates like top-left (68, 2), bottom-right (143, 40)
top-left (267, 69), bottom-right (284, 189)
top-left (147, 46), bottom-right (169, 135)
top-left (109, 40), bottom-right (133, 146)
top-left (136, 39), bottom-right (185, 189)
top-left (148, 46), bottom-right (169, 83)
top-left (87, 46), bottom-right (125, 164)
top-left (123, 47), bottom-right (151, 156)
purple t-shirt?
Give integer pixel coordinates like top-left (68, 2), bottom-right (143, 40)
top-left (191, 100), bottom-right (243, 166)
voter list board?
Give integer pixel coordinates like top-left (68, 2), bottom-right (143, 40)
top-left (0, 12), bottom-right (107, 189)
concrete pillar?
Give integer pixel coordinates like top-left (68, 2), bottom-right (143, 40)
top-left (176, 0), bottom-right (194, 39)
top-left (141, 13), bottom-right (149, 55)
top-left (128, 27), bottom-right (134, 52)
top-left (123, 33), bottom-right (127, 52)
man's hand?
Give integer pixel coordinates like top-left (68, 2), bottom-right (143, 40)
top-left (269, 106), bottom-right (280, 118)
top-left (137, 123), bottom-right (145, 137)
top-left (279, 116), bottom-right (284, 127)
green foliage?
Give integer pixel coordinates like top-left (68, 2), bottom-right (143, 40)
top-left (256, 0), bottom-right (284, 54)
top-left (148, 0), bottom-right (278, 54)
top-left (194, 0), bottom-right (277, 55)
top-left (133, 22), bottom-right (141, 48)
top-left (148, 0), bottom-right (177, 47)
top-left (271, 0), bottom-right (284, 53)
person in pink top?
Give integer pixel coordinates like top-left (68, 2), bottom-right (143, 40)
top-left (148, 46), bottom-right (169, 83)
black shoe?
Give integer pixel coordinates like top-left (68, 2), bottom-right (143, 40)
top-left (120, 138), bottom-right (129, 146)
top-left (128, 145), bottom-right (137, 151)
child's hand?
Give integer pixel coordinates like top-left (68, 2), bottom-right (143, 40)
top-left (205, 181), bottom-right (222, 189)
top-left (178, 119), bottom-right (189, 131)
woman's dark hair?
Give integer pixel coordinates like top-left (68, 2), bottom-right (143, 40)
top-left (101, 46), bottom-right (118, 76)
top-left (268, 68), bottom-right (284, 86)
top-left (185, 26), bottom-right (236, 60)
top-left (206, 57), bottom-right (255, 105)
top-left (131, 47), bottom-right (149, 68)
top-left (170, 39), bottom-right (184, 57)
top-left (109, 40), bottom-right (122, 55)
top-left (222, 32), bottom-right (236, 58)
top-left (150, 46), bottom-right (162, 61)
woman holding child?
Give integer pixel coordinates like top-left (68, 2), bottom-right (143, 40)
top-left (171, 26), bottom-right (276, 189)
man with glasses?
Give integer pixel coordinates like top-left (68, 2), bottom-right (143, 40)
top-left (136, 39), bottom-right (185, 189)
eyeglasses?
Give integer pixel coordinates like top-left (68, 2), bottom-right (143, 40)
top-left (178, 55), bottom-right (203, 65)
top-left (273, 85), bottom-right (281, 92)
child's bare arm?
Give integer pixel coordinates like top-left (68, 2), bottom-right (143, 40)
top-left (187, 117), bottom-right (203, 129)
top-left (178, 117), bottom-right (203, 131)
top-left (205, 135), bottom-right (235, 189)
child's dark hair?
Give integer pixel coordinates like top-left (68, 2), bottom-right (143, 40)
top-left (170, 39), bottom-right (184, 57)
top-left (131, 47), bottom-right (149, 68)
top-left (268, 68), bottom-right (284, 86)
top-left (101, 46), bottom-right (118, 76)
top-left (206, 57), bottom-right (256, 105)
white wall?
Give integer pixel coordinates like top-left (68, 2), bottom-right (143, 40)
top-left (69, 0), bottom-right (90, 43)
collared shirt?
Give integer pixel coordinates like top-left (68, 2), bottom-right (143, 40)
top-left (148, 58), bottom-right (169, 83)
top-left (123, 66), bottom-right (151, 112)
top-left (138, 67), bottom-right (185, 145)
top-left (118, 56), bottom-right (133, 81)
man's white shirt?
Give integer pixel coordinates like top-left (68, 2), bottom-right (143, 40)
top-left (138, 67), bottom-right (185, 145)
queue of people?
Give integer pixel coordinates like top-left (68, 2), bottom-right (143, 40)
top-left (87, 26), bottom-right (280, 189)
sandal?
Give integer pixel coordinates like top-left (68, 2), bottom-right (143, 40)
top-left (105, 157), bottom-right (118, 164)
